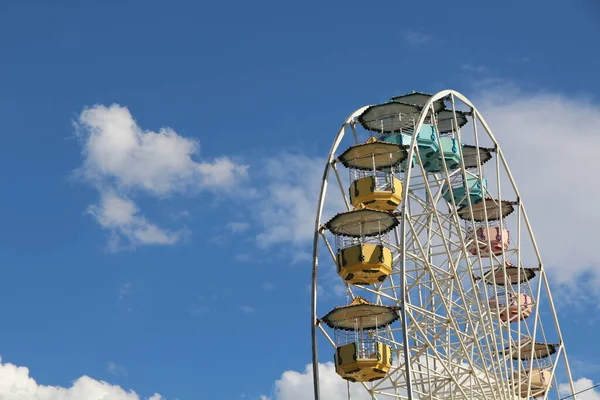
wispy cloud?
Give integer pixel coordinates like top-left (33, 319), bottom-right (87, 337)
top-left (235, 253), bottom-right (253, 262)
top-left (226, 221), bottom-right (250, 233)
top-left (118, 283), bottom-right (132, 299)
top-left (107, 361), bottom-right (127, 377)
top-left (209, 235), bottom-right (227, 246)
top-left (308, 282), bottom-right (347, 302)
top-left (402, 30), bottom-right (432, 46)
top-left (240, 305), bottom-right (255, 314)
top-left (190, 306), bottom-right (209, 316)
top-left (263, 282), bottom-right (275, 291)
top-left (461, 63), bottom-right (489, 73)
top-left (251, 154), bottom-right (344, 254)
top-left (509, 56), bottom-right (530, 63)
top-left (170, 209), bottom-right (191, 220)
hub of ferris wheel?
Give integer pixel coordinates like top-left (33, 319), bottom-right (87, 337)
top-left (311, 91), bottom-right (577, 400)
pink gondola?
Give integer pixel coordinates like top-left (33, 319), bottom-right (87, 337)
top-left (489, 293), bottom-right (533, 323)
top-left (467, 226), bottom-right (510, 256)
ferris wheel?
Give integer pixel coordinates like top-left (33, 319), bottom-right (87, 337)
top-left (310, 90), bottom-right (578, 400)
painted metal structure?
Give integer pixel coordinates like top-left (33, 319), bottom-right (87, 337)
top-left (311, 90), bottom-right (578, 399)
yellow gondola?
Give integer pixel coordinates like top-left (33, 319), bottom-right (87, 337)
top-left (321, 297), bottom-right (398, 382)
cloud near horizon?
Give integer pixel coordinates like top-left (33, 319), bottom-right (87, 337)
top-left (262, 362), bottom-right (370, 400)
top-left (0, 357), bottom-right (163, 400)
top-left (265, 362), bottom-right (600, 400)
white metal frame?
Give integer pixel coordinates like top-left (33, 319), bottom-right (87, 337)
top-left (311, 90), bottom-right (578, 400)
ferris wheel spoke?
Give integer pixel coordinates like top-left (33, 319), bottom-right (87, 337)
top-left (330, 160), bottom-right (352, 212)
top-left (318, 231), bottom-right (337, 265)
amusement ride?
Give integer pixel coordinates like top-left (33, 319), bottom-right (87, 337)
top-left (310, 90), bottom-right (578, 399)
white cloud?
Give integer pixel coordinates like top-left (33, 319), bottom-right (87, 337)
top-left (73, 103), bottom-right (248, 249)
top-left (0, 357), bottom-right (163, 400)
top-left (74, 104), bottom-right (248, 194)
top-left (253, 154), bottom-right (344, 251)
top-left (559, 377), bottom-right (600, 400)
top-left (87, 191), bottom-right (184, 251)
top-left (474, 86), bottom-right (600, 286)
top-left (267, 362), bottom-right (370, 400)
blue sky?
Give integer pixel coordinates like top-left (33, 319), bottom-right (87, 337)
top-left (1, 0), bottom-right (600, 399)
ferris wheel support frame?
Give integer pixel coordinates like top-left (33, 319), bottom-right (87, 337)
top-left (311, 105), bottom-right (369, 400)
top-left (310, 90), bottom-right (577, 400)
